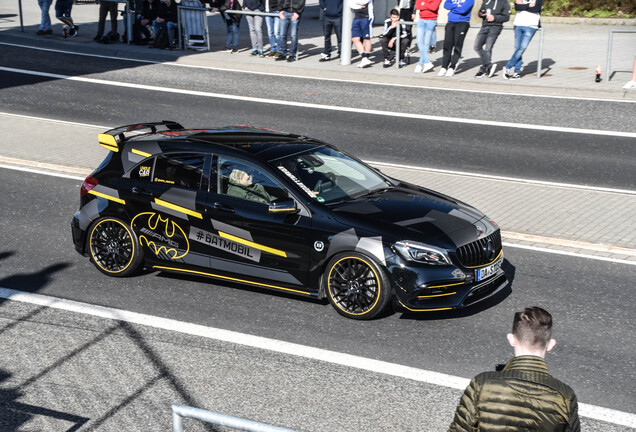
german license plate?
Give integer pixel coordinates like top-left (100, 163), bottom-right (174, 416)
top-left (476, 259), bottom-right (502, 282)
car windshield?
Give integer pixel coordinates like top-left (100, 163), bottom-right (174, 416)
top-left (274, 147), bottom-right (390, 204)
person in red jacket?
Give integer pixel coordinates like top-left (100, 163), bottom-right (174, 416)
top-left (412, 0), bottom-right (442, 74)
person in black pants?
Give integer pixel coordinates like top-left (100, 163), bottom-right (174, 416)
top-left (94, 0), bottom-right (119, 42)
top-left (438, 0), bottom-right (474, 77)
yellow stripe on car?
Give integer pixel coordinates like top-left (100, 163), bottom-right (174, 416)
top-left (154, 198), bottom-right (203, 219)
top-left (218, 231), bottom-right (287, 258)
top-left (131, 148), bottom-right (152, 157)
top-left (153, 266), bottom-right (310, 295)
top-left (88, 189), bottom-right (126, 204)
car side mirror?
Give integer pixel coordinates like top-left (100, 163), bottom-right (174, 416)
top-left (269, 198), bottom-right (299, 214)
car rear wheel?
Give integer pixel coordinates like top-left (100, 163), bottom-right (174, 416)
top-left (325, 252), bottom-right (391, 320)
top-left (88, 217), bottom-right (143, 277)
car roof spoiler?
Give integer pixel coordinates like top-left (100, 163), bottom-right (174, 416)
top-left (98, 121), bottom-right (184, 153)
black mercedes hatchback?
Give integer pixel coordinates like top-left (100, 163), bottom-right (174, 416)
top-left (71, 121), bottom-right (507, 319)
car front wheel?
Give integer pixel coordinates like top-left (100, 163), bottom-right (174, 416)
top-left (325, 252), bottom-right (391, 320)
top-left (88, 217), bottom-right (143, 277)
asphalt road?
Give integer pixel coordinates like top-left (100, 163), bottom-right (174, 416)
top-left (0, 39), bottom-right (635, 431)
top-left (0, 166), bottom-right (634, 417)
top-left (1, 46), bottom-right (635, 190)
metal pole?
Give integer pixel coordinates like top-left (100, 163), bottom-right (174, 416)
top-left (18, 0), bottom-right (24, 32)
top-left (536, 27), bottom-right (543, 78)
top-left (171, 405), bottom-right (297, 432)
top-left (172, 409), bottom-right (184, 432)
top-left (341, 0), bottom-right (353, 65)
top-left (606, 29), bottom-right (613, 84)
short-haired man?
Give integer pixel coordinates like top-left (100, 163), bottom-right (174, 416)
top-left (449, 307), bottom-right (580, 431)
top-left (351, 0), bottom-right (374, 68)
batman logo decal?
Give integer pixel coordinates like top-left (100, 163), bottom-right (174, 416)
top-left (131, 212), bottom-right (189, 259)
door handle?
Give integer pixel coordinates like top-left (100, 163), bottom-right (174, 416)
top-left (212, 202), bottom-right (234, 213)
top-left (132, 186), bottom-right (153, 196)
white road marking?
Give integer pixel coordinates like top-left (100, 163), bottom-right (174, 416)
top-left (2, 66), bottom-right (636, 139)
top-left (502, 243), bottom-right (636, 266)
top-left (2, 42), bottom-right (636, 104)
top-left (0, 288), bottom-right (634, 428)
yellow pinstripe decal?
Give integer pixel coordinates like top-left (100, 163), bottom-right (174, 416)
top-left (465, 249), bottom-right (503, 269)
top-left (131, 148), bottom-right (152, 157)
top-left (154, 198), bottom-right (203, 219)
top-left (88, 189), bottom-right (126, 204)
top-left (218, 232), bottom-right (287, 258)
top-left (426, 281), bottom-right (465, 289)
top-left (398, 301), bottom-right (453, 312)
top-left (416, 292), bottom-right (457, 299)
top-left (153, 265), bottom-right (311, 295)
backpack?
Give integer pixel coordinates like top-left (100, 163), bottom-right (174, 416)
top-left (153, 26), bottom-right (169, 49)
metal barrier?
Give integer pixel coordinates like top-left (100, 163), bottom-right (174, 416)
top-left (396, 21), bottom-right (544, 78)
top-left (171, 404), bottom-right (297, 432)
top-left (605, 29), bottom-right (636, 83)
top-left (178, 5), bottom-right (210, 51)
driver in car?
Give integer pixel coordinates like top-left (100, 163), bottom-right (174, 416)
top-left (227, 168), bottom-right (274, 204)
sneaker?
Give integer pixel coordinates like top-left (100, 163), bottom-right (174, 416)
top-left (429, 45), bottom-right (435, 54)
top-left (266, 51), bottom-right (277, 57)
top-left (414, 64), bottom-right (423, 73)
top-left (250, 49), bottom-right (258, 56)
top-left (259, 51), bottom-right (264, 58)
top-left (445, 68), bottom-right (455, 77)
top-left (437, 67), bottom-right (447, 77)
top-left (358, 57), bottom-right (372, 68)
top-left (62, 25), bottom-right (69, 38)
top-left (69, 25), bottom-right (79, 37)
top-left (287, 56), bottom-right (296, 62)
top-left (276, 54), bottom-right (288, 61)
top-left (475, 71), bottom-right (486, 78)
top-left (231, 48), bottom-right (239, 54)
top-left (384, 59), bottom-right (393, 68)
top-left (502, 66), bottom-right (510, 79)
top-left (509, 72), bottom-right (521, 80)
top-left (273, 52), bottom-right (283, 59)
top-left (36, 29), bottom-right (46, 35)
top-left (398, 60), bottom-right (407, 68)
top-left (320, 53), bottom-right (331, 62)
top-left (488, 63), bottom-right (497, 78)
top-left (422, 62), bottom-right (434, 73)
top-left (221, 47), bottom-right (232, 53)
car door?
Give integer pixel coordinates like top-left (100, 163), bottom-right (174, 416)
top-left (193, 155), bottom-right (313, 292)
top-left (122, 152), bottom-right (213, 270)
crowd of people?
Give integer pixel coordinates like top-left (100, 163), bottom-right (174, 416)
top-left (36, 0), bottom-right (544, 78)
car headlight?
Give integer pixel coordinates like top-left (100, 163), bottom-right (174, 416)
top-left (393, 241), bottom-right (451, 265)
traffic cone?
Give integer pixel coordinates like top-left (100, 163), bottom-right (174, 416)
top-left (595, 64), bottom-right (602, 83)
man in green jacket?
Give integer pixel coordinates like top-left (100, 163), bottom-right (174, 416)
top-left (449, 306), bottom-right (580, 431)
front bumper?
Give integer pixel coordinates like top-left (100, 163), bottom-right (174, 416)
top-left (387, 254), bottom-right (508, 312)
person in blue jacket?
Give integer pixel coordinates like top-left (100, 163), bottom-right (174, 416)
top-left (437, 0), bottom-right (474, 77)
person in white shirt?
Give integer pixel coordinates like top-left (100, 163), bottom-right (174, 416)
top-left (503, 0), bottom-right (543, 80)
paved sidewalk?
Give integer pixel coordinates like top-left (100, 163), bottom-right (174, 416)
top-left (1, 1), bottom-right (636, 99)
top-left (0, 2), bottom-right (635, 260)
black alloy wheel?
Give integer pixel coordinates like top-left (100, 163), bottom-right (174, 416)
top-left (325, 252), bottom-right (391, 320)
top-left (89, 217), bottom-right (143, 277)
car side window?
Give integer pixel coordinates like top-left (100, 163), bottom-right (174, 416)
top-left (217, 157), bottom-right (288, 205)
top-left (152, 153), bottom-right (207, 189)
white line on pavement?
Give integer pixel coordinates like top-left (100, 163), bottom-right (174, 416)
top-left (2, 66), bottom-right (636, 139)
top-left (2, 42), bottom-right (636, 104)
top-left (502, 243), bottom-right (636, 266)
top-left (0, 288), bottom-right (634, 428)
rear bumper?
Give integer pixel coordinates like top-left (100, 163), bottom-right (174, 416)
top-left (70, 213), bottom-right (86, 255)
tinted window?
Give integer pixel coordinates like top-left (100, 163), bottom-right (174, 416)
top-left (153, 153), bottom-right (206, 189)
top-left (217, 157), bottom-right (288, 205)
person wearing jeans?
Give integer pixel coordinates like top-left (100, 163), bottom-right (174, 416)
top-left (319, 0), bottom-right (342, 61)
top-left (473, 0), bottom-right (510, 78)
top-left (412, 0), bottom-right (441, 73)
top-left (264, 0), bottom-right (280, 56)
top-left (37, 0), bottom-right (53, 35)
top-left (504, 0), bottom-right (543, 79)
top-left (244, 0), bottom-right (265, 56)
top-left (276, 0), bottom-right (305, 62)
